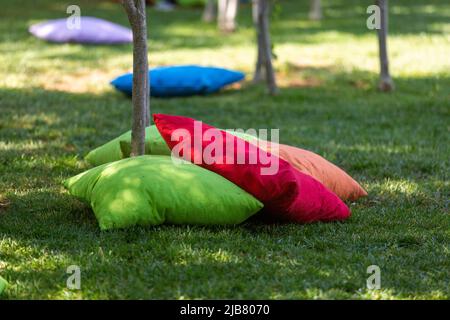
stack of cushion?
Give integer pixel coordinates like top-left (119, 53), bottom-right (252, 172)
top-left (65, 115), bottom-right (367, 230)
top-left (29, 17), bottom-right (133, 45)
top-left (110, 65), bottom-right (245, 97)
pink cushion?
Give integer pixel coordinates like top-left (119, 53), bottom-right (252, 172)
top-left (154, 114), bottom-right (351, 223)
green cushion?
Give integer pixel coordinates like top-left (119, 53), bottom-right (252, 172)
top-left (85, 126), bottom-right (164, 166)
top-left (0, 276), bottom-right (7, 295)
top-left (64, 155), bottom-right (263, 230)
top-left (85, 125), bottom-right (258, 166)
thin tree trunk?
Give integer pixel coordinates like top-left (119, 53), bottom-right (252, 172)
top-left (218, 0), bottom-right (238, 32)
top-left (218, 0), bottom-right (227, 30)
top-left (376, 0), bottom-right (394, 91)
top-left (203, 0), bottom-right (216, 22)
top-left (144, 66), bottom-right (150, 126)
top-left (253, 37), bottom-right (265, 83)
top-left (225, 0), bottom-right (238, 31)
top-left (255, 0), bottom-right (277, 95)
top-left (309, 0), bottom-right (322, 20)
top-left (253, 0), bottom-right (264, 83)
top-left (122, 0), bottom-right (149, 156)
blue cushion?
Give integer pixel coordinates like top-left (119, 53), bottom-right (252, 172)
top-left (111, 65), bottom-right (245, 97)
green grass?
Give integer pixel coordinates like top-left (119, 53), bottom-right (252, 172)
top-left (0, 0), bottom-right (449, 299)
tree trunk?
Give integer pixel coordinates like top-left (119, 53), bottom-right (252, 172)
top-left (376, 0), bottom-right (394, 91)
top-left (203, 0), bottom-right (216, 22)
top-left (253, 0), bottom-right (264, 83)
top-left (122, 0), bottom-right (149, 156)
top-left (254, 0), bottom-right (277, 95)
top-left (309, 0), bottom-right (322, 20)
top-left (218, 0), bottom-right (238, 32)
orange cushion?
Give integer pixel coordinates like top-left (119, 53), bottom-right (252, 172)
top-left (268, 143), bottom-right (367, 201)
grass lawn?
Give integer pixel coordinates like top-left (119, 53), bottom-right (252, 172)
top-left (0, 0), bottom-right (449, 299)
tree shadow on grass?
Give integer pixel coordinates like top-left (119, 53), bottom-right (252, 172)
top-left (0, 66), bottom-right (448, 165)
top-left (0, 67), bottom-right (448, 298)
top-left (1, 204), bottom-right (448, 299)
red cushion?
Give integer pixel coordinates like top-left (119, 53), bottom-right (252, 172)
top-left (154, 114), bottom-right (351, 223)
